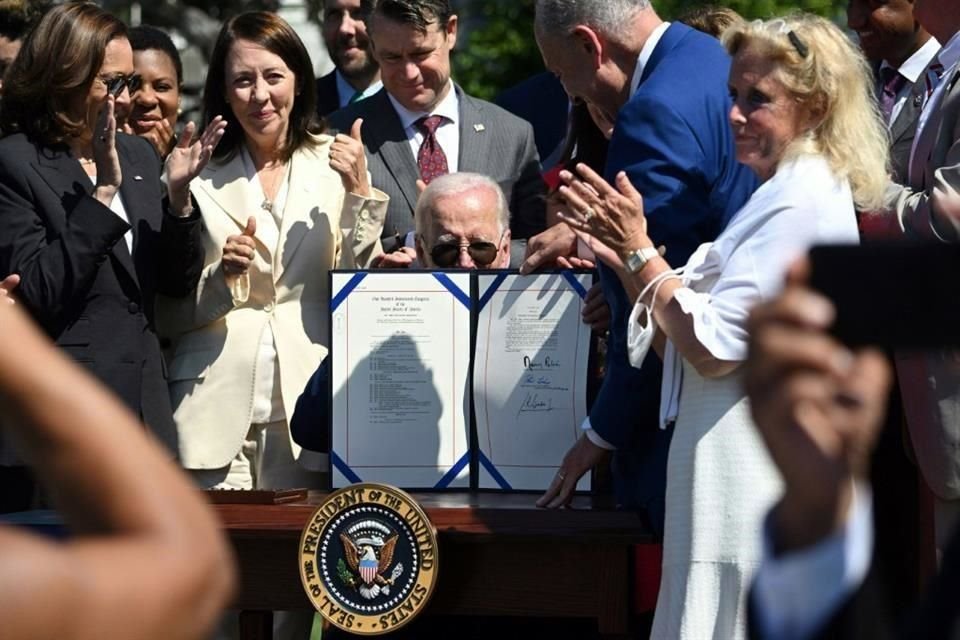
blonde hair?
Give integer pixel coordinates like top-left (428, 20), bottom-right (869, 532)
top-left (722, 14), bottom-right (889, 210)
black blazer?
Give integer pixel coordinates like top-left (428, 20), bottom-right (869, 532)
top-left (0, 132), bottom-right (203, 451)
top-left (315, 70), bottom-right (341, 119)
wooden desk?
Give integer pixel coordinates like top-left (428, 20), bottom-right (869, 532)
top-left (216, 491), bottom-right (652, 639)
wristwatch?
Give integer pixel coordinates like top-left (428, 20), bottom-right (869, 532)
top-left (623, 246), bottom-right (660, 273)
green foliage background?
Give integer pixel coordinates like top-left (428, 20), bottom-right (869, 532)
top-left (452, 0), bottom-right (847, 101)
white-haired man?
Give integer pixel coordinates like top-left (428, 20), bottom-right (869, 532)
top-left (414, 173), bottom-right (512, 270)
top-left (527, 0), bottom-right (757, 534)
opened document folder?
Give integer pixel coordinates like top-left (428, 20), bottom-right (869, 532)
top-left (328, 270), bottom-right (592, 491)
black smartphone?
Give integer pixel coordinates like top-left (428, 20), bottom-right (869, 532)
top-left (808, 243), bottom-right (960, 349)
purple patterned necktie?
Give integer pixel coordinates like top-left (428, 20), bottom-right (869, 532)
top-left (415, 115), bottom-right (448, 185)
top-left (879, 66), bottom-right (908, 125)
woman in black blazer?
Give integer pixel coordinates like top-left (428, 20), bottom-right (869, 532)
top-left (0, 2), bottom-right (224, 450)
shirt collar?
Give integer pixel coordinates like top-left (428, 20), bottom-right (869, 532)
top-left (334, 70), bottom-right (383, 108)
top-left (938, 31), bottom-right (960, 72)
top-left (630, 21), bottom-right (671, 98)
top-left (387, 80), bottom-right (459, 131)
top-left (882, 37), bottom-right (941, 83)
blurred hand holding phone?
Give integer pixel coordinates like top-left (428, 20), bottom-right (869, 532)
top-left (808, 243), bottom-right (960, 349)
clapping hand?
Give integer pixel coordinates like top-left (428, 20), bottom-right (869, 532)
top-left (554, 165), bottom-right (651, 270)
top-left (330, 118), bottom-right (370, 197)
top-left (124, 118), bottom-right (176, 159)
top-left (165, 116), bottom-right (227, 216)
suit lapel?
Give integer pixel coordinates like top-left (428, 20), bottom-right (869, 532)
top-left (33, 144), bottom-right (95, 208)
top-left (914, 68), bottom-right (960, 188)
top-left (457, 89), bottom-right (489, 171)
top-left (194, 152), bottom-right (275, 263)
top-left (275, 146), bottom-right (329, 282)
top-left (34, 142), bottom-right (139, 290)
top-left (890, 80), bottom-right (925, 144)
top-left (366, 91), bottom-right (420, 214)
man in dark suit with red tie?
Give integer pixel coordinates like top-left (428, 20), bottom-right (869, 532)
top-left (327, 0), bottom-right (546, 255)
top-left (316, 0), bottom-right (382, 117)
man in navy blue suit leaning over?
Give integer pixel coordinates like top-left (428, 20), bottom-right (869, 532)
top-left (527, 0), bottom-right (757, 534)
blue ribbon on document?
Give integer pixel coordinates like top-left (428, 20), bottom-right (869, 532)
top-left (561, 270), bottom-right (589, 299)
top-left (433, 451), bottom-right (471, 489)
top-left (432, 272), bottom-right (471, 309)
top-left (478, 452), bottom-right (513, 490)
top-left (331, 451), bottom-right (362, 484)
top-left (330, 272), bottom-right (368, 313)
top-left (477, 273), bottom-right (510, 312)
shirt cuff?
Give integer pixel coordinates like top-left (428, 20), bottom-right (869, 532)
top-left (581, 417), bottom-right (616, 450)
top-left (751, 482), bottom-right (874, 640)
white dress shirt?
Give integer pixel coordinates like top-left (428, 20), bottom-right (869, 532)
top-left (628, 21), bottom-right (672, 98)
top-left (87, 175), bottom-right (133, 253)
top-left (879, 36), bottom-right (941, 127)
top-left (387, 79), bottom-right (461, 173)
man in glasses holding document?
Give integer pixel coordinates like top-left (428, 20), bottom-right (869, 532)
top-left (289, 172), bottom-right (511, 450)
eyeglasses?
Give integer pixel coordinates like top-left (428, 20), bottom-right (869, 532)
top-left (428, 233), bottom-right (504, 268)
top-left (101, 73), bottom-right (142, 97)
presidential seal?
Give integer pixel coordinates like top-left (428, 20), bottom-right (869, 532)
top-left (299, 483), bottom-right (439, 635)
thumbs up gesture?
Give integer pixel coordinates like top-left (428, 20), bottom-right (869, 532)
top-left (329, 118), bottom-right (370, 197)
top-left (222, 216), bottom-right (257, 280)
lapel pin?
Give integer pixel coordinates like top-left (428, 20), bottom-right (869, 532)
top-left (473, 124), bottom-right (485, 133)
top-left (133, 175), bottom-right (143, 181)
top-left (913, 94), bottom-right (923, 107)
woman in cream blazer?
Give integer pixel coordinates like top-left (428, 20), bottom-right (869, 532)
top-left (158, 12), bottom-right (387, 489)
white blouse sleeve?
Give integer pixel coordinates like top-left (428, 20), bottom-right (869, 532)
top-left (673, 158), bottom-right (859, 363)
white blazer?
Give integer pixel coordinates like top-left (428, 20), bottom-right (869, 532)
top-left (158, 133), bottom-right (387, 470)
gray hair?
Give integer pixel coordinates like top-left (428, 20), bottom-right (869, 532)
top-left (534, 0), bottom-right (650, 39)
top-left (415, 172), bottom-right (509, 240)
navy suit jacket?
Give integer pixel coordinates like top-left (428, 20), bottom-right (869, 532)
top-left (315, 70), bottom-right (342, 119)
top-left (591, 23), bottom-right (758, 533)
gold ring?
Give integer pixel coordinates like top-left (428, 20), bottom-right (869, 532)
top-left (557, 471), bottom-right (566, 481)
top-left (583, 207), bottom-right (596, 221)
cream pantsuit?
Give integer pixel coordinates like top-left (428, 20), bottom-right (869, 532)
top-left (158, 133), bottom-right (387, 476)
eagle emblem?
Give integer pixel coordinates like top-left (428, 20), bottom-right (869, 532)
top-left (338, 520), bottom-right (404, 600)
